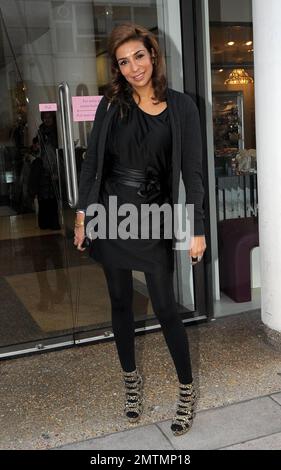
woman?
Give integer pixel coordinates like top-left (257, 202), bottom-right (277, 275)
top-left (74, 23), bottom-right (206, 436)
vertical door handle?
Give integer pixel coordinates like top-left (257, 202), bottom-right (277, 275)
top-left (58, 82), bottom-right (78, 208)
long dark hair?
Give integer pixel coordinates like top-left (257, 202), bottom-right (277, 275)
top-left (105, 22), bottom-right (167, 115)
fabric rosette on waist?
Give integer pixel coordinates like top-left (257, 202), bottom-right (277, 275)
top-left (137, 165), bottom-right (162, 198)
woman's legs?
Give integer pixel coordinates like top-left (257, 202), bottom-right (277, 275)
top-left (102, 263), bottom-right (192, 383)
top-left (103, 263), bottom-right (193, 430)
top-left (144, 268), bottom-right (193, 384)
top-left (102, 265), bottom-right (136, 373)
top-left (102, 264), bottom-right (143, 421)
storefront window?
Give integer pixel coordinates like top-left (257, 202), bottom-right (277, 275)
top-left (208, 0), bottom-right (260, 309)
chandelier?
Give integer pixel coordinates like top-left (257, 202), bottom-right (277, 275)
top-left (224, 68), bottom-right (254, 85)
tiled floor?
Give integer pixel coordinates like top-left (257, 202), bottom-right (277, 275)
top-left (0, 213), bottom-right (62, 240)
top-left (214, 289), bottom-right (261, 318)
top-left (5, 265), bottom-right (152, 332)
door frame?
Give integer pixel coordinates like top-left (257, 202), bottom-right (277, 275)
top-left (180, 0), bottom-right (214, 319)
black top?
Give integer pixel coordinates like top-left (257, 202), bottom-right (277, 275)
top-left (77, 89), bottom-right (205, 239)
top-left (89, 99), bottom-right (174, 272)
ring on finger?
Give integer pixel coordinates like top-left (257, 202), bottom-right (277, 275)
top-left (191, 255), bottom-right (203, 265)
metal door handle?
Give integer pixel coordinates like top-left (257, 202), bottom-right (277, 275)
top-left (58, 82), bottom-right (78, 208)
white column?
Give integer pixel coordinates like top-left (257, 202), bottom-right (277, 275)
top-left (252, 0), bottom-right (281, 335)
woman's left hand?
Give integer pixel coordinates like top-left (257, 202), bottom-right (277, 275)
top-left (188, 236), bottom-right (206, 265)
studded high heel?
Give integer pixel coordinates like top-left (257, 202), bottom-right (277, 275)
top-left (123, 369), bottom-right (143, 423)
top-left (171, 382), bottom-right (196, 436)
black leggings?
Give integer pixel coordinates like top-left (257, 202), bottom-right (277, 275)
top-left (102, 265), bottom-right (193, 384)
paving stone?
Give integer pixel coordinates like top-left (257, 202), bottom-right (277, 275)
top-left (270, 392), bottom-right (281, 406)
top-left (158, 397), bottom-right (281, 450)
top-left (57, 424), bottom-right (173, 450)
top-left (222, 431), bottom-right (281, 450)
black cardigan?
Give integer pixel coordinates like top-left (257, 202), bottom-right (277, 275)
top-left (77, 88), bottom-right (205, 244)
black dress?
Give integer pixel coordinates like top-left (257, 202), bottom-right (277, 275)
top-left (90, 98), bottom-right (174, 273)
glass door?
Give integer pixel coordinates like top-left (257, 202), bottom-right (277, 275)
top-left (0, 0), bottom-right (203, 358)
top-left (0, 1), bottom-right (76, 356)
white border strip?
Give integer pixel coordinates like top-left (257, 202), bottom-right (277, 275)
top-left (0, 340), bottom-right (74, 359)
top-left (0, 316), bottom-right (207, 358)
top-left (75, 315), bottom-right (207, 345)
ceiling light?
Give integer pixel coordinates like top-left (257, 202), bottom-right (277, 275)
top-left (227, 41), bottom-right (235, 46)
top-left (246, 41), bottom-right (253, 46)
top-left (224, 68), bottom-right (254, 85)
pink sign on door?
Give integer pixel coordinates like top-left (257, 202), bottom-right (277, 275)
top-left (39, 103), bottom-right (58, 112)
top-left (72, 95), bottom-right (103, 122)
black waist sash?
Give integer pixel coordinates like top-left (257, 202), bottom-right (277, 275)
top-left (108, 162), bottom-right (162, 198)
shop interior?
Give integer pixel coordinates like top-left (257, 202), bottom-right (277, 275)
top-left (209, 0), bottom-right (260, 316)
